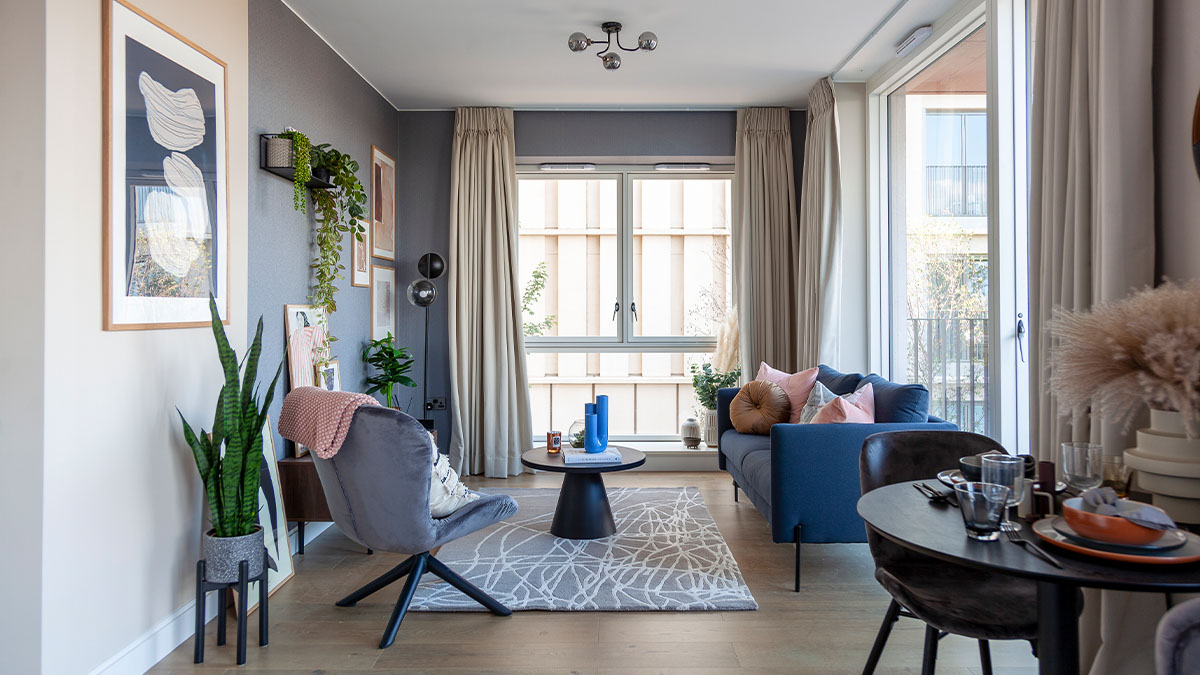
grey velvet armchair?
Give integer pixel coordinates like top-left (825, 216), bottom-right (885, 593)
top-left (1158, 597), bottom-right (1200, 674)
top-left (307, 406), bottom-right (518, 648)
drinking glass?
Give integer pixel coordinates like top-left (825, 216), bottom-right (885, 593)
top-left (1061, 442), bottom-right (1103, 491)
top-left (954, 482), bottom-right (1012, 541)
top-left (1102, 455), bottom-right (1132, 498)
top-left (982, 454), bottom-right (1027, 532)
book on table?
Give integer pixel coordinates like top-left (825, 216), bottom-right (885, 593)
top-left (562, 447), bottom-right (622, 465)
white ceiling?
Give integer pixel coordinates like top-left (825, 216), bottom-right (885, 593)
top-left (282, 0), bottom-right (962, 110)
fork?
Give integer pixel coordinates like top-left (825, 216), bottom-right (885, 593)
top-left (1003, 524), bottom-right (1063, 568)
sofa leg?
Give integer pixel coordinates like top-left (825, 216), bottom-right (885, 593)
top-left (733, 481), bottom-right (739, 503)
top-left (794, 524), bottom-right (802, 592)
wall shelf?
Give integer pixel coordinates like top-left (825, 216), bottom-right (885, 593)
top-left (259, 134), bottom-right (334, 189)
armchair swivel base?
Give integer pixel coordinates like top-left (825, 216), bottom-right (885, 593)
top-left (337, 551), bottom-right (511, 649)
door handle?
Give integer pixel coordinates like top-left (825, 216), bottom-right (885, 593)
top-left (1016, 313), bottom-right (1027, 363)
top-left (612, 301), bottom-right (620, 321)
top-left (630, 302), bottom-right (638, 322)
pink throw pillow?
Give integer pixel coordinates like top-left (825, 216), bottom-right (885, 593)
top-left (811, 383), bottom-right (876, 424)
top-left (756, 362), bottom-right (819, 424)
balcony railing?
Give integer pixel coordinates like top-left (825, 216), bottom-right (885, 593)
top-left (907, 316), bottom-right (989, 435)
top-left (926, 165), bottom-right (987, 217)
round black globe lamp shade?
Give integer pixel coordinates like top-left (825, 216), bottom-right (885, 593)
top-left (418, 252), bottom-right (445, 280)
top-left (407, 279), bottom-right (437, 307)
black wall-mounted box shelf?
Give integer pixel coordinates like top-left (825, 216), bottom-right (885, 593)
top-left (259, 134), bottom-right (333, 189)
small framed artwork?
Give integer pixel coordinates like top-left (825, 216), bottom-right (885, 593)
top-left (351, 218), bottom-right (371, 288)
top-left (284, 303), bottom-right (327, 393)
top-left (103, 0), bottom-right (229, 330)
top-left (315, 360), bottom-right (341, 392)
top-left (371, 145), bottom-right (396, 260)
top-left (371, 265), bottom-right (396, 340)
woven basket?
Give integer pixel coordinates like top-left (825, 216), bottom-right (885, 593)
top-left (265, 137), bottom-right (293, 168)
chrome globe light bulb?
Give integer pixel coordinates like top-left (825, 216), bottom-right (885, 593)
top-left (637, 31), bottom-right (658, 51)
top-left (601, 52), bottom-right (621, 71)
top-left (567, 32), bottom-right (591, 52)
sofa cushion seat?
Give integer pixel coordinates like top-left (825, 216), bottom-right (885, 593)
top-left (720, 429), bottom-right (772, 472)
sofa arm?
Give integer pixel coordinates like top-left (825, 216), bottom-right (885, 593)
top-left (716, 387), bottom-right (741, 470)
top-left (769, 420), bottom-right (959, 543)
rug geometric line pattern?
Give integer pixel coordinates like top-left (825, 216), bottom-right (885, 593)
top-left (409, 487), bottom-right (758, 611)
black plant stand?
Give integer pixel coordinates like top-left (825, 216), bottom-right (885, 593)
top-left (193, 549), bottom-right (269, 665)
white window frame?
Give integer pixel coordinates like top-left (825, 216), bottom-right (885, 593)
top-left (516, 165), bottom-right (735, 355)
top-left (864, 0), bottom-right (1030, 452)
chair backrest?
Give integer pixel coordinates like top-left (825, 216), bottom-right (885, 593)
top-left (859, 430), bottom-right (1004, 567)
top-left (308, 406), bottom-right (439, 554)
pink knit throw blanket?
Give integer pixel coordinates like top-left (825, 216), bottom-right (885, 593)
top-left (278, 386), bottom-right (380, 459)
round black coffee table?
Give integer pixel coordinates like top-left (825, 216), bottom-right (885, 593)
top-left (521, 445), bottom-right (646, 540)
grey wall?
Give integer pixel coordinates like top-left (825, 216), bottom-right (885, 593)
top-left (249, 0), bottom-right (398, 457)
top-left (514, 111), bottom-right (736, 158)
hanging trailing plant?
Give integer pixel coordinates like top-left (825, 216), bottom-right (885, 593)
top-left (306, 143), bottom-right (368, 349)
top-left (278, 128), bottom-right (311, 213)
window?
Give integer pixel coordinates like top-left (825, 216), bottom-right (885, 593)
top-left (517, 167), bottom-right (733, 440)
top-left (924, 111), bottom-right (987, 217)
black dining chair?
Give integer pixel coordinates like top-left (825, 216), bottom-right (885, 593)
top-left (859, 430), bottom-right (1040, 675)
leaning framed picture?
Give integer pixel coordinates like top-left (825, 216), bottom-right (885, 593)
top-left (371, 265), bottom-right (396, 340)
top-left (103, 0), bottom-right (229, 330)
top-left (351, 218), bottom-right (371, 288)
top-left (315, 359), bottom-right (341, 391)
top-left (237, 417), bottom-right (294, 613)
top-left (371, 146), bottom-right (396, 261)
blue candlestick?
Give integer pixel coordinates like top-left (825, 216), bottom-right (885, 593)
top-left (584, 413), bottom-right (603, 453)
top-left (595, 395), bottom-right (609, 450)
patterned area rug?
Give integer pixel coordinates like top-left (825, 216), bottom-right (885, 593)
top-left (410, 486), bottom-right (758, 611)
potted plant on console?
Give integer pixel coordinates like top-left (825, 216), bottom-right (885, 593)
top-left (179, 296), bottom-right (283, 584)
top-left (691, 362), bottom-right (741, 447)
top-left (363, 332), bottom-right (417, 409)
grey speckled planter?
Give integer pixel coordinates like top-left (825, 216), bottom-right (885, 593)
top-left (203, 528), bottom-right (264, 583)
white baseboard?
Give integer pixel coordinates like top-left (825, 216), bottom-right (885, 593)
top-left (92, 522), bottom-right (332, 675)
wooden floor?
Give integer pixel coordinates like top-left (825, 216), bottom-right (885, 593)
top-left (153, 471), bottom-right (1038, 674)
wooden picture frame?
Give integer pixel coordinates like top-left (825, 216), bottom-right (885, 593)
top-left (370, 145), bottom-right (396, 261)
top-left (315, 359), bottom-right (341, 392)
top-left (103, 0), bottom-right (230, 330)
top-left (351, 218), bottom-right (371, 288)
top-left (370, 265), bottom-right (396, 341)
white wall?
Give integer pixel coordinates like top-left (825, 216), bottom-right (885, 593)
top-left (1155, 0), bottom-right (1200, 280)
top-left (39, 1), bottom-right (248, 672)
top-left (835, 81), bottom-right (871, 373)
top-left (0, 0), bottom-right (47, 671)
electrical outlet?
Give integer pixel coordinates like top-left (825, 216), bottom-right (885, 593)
top-left (426, 397), bottom-right (447, 411)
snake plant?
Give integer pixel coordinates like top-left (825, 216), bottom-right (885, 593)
top-left (179, 296), bottom-right (283, 538)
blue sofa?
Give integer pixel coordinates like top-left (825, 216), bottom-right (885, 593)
top-left (717, 365), bottom-right (957, 590)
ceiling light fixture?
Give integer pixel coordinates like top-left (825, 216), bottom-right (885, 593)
top-left (567, 22), bottom-right (657, 71)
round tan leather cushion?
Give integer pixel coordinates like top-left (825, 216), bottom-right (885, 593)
top-left (729, 380), bottom-right (791, 435)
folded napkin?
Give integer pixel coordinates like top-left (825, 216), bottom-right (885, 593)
top-left (1081, 487), bottom-right (1177, 530)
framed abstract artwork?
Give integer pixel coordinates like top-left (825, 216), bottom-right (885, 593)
top-left (103, 0), bottom-right (229, 330)
top-left (371, 265), bottom-right (396, 341)
top-left (241, 417), bottom-right (294, 611)
top-left (315, 359), bottom-right (341, 392)
top-left (351, 218), bottom-right (371, 288)
top-left (371, 145), bottom-right (396, 261)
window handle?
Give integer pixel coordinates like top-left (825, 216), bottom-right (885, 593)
top-left (630, 301), bottom-right (638, 322)
top-left (1016, 313), bottom-right (1027, 363)
top-left (612, 301), bottom-right (620, 321)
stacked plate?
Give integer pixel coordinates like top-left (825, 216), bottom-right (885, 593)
top-left (1032, 517), bottom-right (1200, 564)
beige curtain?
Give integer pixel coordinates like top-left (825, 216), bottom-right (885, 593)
top-left (447, 107), bottom-right (532, 477)
top-left (796, 78), bottom-right (843, 367)
top-left (733, 107), bottom-right (800, 375)
top-left (1028, 1), bottom-right (1157, 672)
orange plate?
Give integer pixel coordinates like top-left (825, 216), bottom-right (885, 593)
top-left (1033, 518), bottom-right (1200, 565)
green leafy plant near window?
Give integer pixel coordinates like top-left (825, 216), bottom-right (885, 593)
top-left (522, 261), bottom-right (557, 336)
top-left (363, 333), bottom-right (418, 408)
top-left (178, 296), bottom-right (283, 538)
top-left (306, 143), bottom-right (368, 347)
top-left (279, 128), bottom-right (311, 213)
top-left (690, 362), bottom-right (741, 411)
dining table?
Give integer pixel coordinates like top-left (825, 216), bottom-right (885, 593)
top-left (857, 480), bottom-right (1200, 674)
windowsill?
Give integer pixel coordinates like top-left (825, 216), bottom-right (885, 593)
top-left (609, 440), bottom-right (716, 454)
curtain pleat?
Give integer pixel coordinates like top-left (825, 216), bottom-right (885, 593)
top-left (447, 107), bottom-right (532, 477)
top-left (1028, 1), bottom-right (1157, 671)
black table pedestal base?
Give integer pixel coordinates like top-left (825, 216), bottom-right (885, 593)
top-left (551, 472), bottom-right (615, 539)
top-left (1036, 580), bottom-right (1079, 675)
